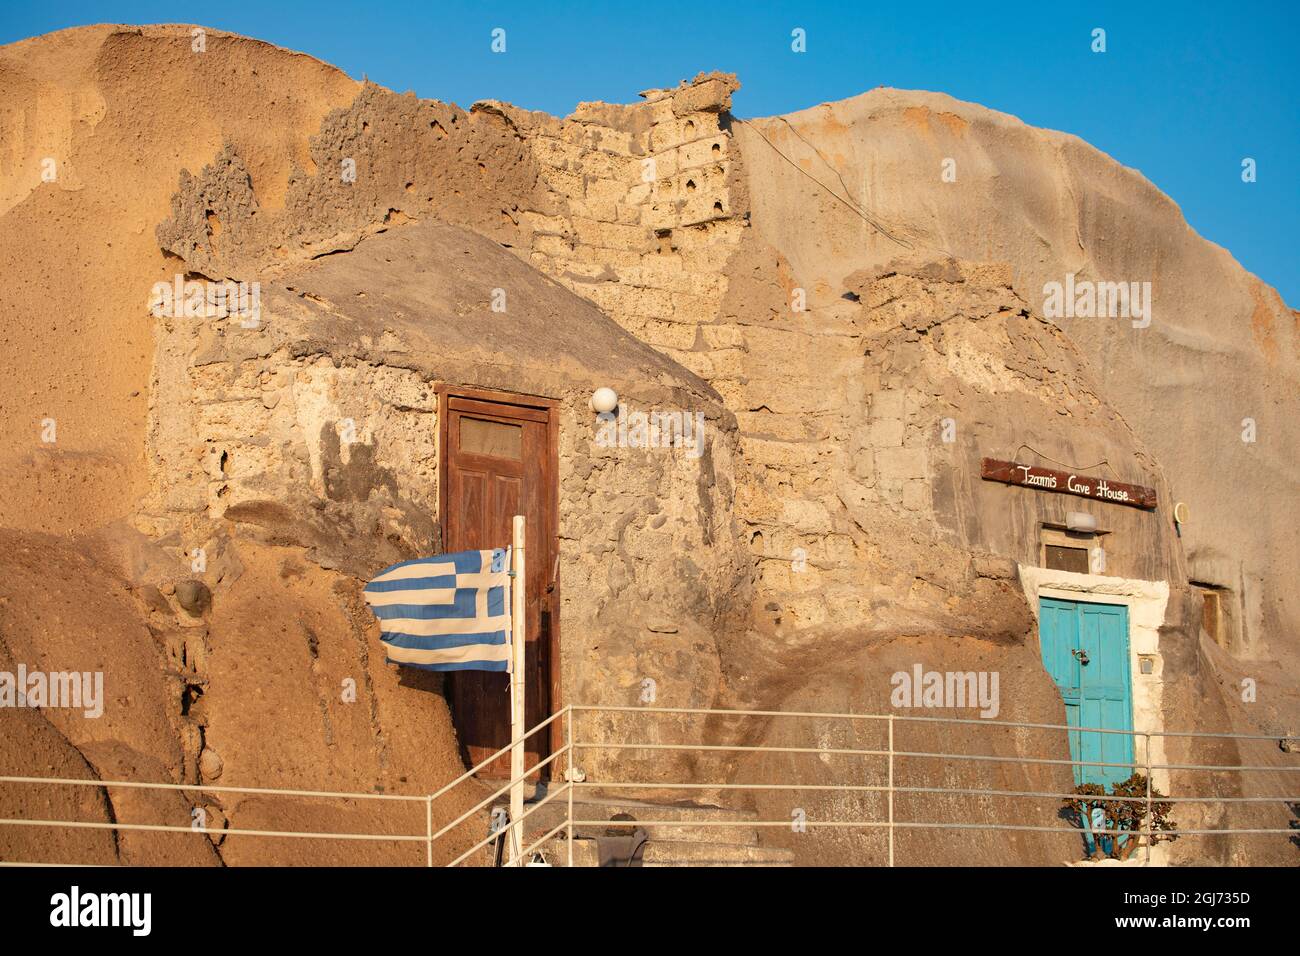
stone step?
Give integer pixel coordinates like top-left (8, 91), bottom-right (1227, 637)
top-left (574, 815), bottom-right (760, 847)
top-left (641, 840), bottom-right (795, 867)
top-left (513, 796), bottom-right (762, 846)
top-left (553, 836), bottom-right (794, 867)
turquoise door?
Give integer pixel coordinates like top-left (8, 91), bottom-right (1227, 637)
top-left (1038, 598), bottom-right (1134, 787)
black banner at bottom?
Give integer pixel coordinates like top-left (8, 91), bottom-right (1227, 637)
top-left (0, 864), bottom-right (1281, 942)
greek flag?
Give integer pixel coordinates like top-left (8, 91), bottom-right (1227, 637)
top-left (363, 548), bottom-right (512, 671)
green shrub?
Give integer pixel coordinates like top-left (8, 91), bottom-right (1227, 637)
top-left (1064, 773), bottom-right (1178, 860)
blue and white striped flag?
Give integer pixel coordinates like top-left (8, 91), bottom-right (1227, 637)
top-left (363, 548), bottom-right (512, 671)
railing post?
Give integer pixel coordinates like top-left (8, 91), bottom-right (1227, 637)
top-left (425, 795), bottom-right (433, 867)
top-left (566, 706), bottom-right (574, 868)
top-left (1144, 731), bottom-right (1152, 864)
top-left (887, 714), bottom-right (896, 868)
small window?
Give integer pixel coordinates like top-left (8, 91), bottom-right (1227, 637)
top-left (1192, 583), bottom-right (1233, 650)
top-left (459, 416), bottom-right (522, 459)
top-left (1041, 524), bottom-right (1105, 574)
top-left (1044, 544), bottom-right (1090, 574)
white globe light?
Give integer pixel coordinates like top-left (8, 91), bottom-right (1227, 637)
top-left (1065, 511), bottom-right (1098, 533)
top-left (591, 387), bottom-right (619, 414)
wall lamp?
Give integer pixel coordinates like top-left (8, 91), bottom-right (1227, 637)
top-left (1065, 511), bottom-right (1098, 533)
top-left (590, 387), bottom-right (619, 415)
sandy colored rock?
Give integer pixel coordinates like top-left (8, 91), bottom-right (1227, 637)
top-left (175, 579), bottom-right (212, 616)
top-left (198, 747), bottom-right (223, 780)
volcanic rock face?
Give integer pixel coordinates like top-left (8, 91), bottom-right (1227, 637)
top-left (0, 24), bottom-right (1295, 867)
top-left (0, 25), bottom-right (360, 536)
top-left (733, 93), bottom-right (1299, 671)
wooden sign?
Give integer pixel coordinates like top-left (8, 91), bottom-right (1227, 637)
top-left (980, 458), bottom-right (1157, 510)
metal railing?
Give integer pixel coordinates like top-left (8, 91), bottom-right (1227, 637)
top-left (2, 704), bottom-right (1296, 866)
top-left (556, 704), bottom-right (1299, 866)
top-left (0, 775), bottom-right (433, 867)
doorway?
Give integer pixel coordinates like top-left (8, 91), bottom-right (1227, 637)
top-left (439, 387), bottom-right (558, 779)
top-left (1038, 597), bottom-right (1134, 787)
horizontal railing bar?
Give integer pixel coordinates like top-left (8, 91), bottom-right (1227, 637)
top-left (890, 822), bottom-right (1297, 836)
top-left (0, 861), bottom-right (115, 867)
top-left (890, 715), bottom-right (1288, 741)
top-left (575, 741), bottom-right (888, 757)
top-left (574, 780), bottom-right (889, 793)
top-left (1150, 763), bottom-right (1300, 773)
top-left (906, 748), bottom-right (1300, 773)
top-left (570, 704), bottom-right (890, 722)
top-left (573, 780), bottom-right (1299, 804)
top-left (573, 819), bottom-right (1297, 836)
top-left (575, 739), bottom-right (1300, 773)
top-left (569, 816), bottom-right (759, 827)
top-left (569, 704), bottom-right (1289, 741)
top-left (892, 785), bottom-right (1300, 804)
top-left (894, 749), bottom-right (1255, 771)
top-left (0, 774), bottom-right (429, 803)
top-left (0, 818), bottom-right (428, 842)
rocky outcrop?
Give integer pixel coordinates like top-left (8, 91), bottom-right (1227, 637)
top-left (0, 25), bottom-right (360, 535)
top-left (734, 91), bottom-right (1299, 672)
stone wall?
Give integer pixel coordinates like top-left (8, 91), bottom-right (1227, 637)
top-left (491, 73), bottom-right (747, 385)
top-left (141, 340), bottom-right (442, 578)
top-left (138, 284), bottom-right (751, 785)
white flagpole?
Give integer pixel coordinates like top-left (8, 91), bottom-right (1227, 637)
top-left (508, 514), bottom-right (526, 865)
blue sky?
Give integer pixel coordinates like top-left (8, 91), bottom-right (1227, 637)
top-left (3, 1), bottom-right (1296, 304)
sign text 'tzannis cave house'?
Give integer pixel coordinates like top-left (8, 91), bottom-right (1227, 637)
top-left (980, 458), bottom-right (1157, 510)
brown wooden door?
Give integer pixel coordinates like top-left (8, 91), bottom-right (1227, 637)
top-left (442, 393), bottom-right (556, 778)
